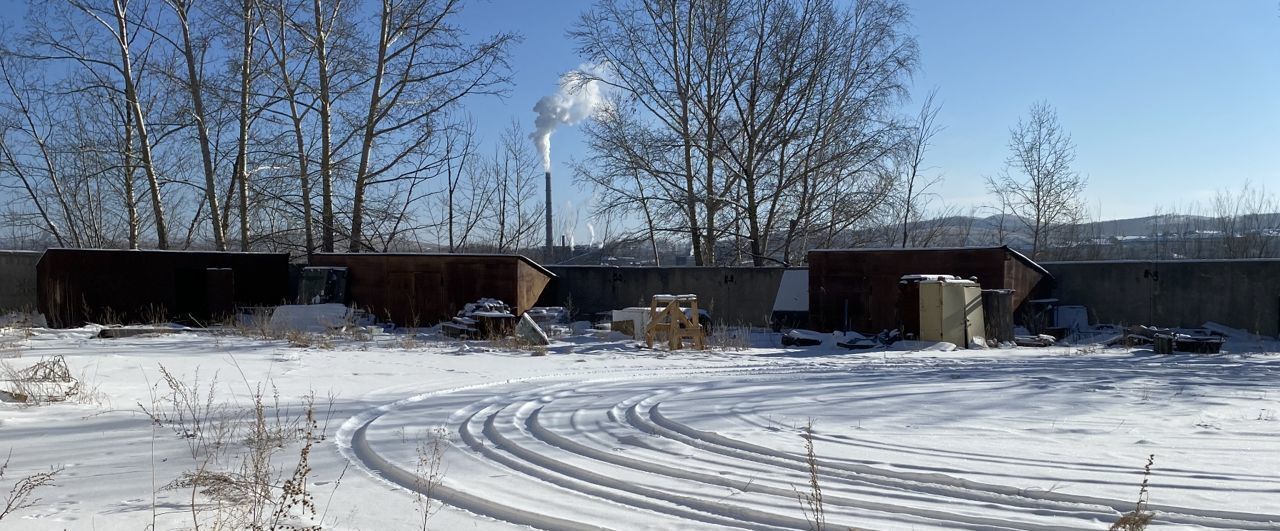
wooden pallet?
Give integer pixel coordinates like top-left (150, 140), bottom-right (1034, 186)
top-left (644, 294), bottom-right (706, 350)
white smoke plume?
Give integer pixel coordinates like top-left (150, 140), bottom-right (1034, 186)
top-left (531, 64), bottom-right (609, 171)
top-left (561, 198), bottom-right (579, 248)
top-left (586, 222), bottom-right (596, 248)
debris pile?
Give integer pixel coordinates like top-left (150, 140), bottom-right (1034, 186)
top-left (441, 299), bottom-right (517, 339)
top-left (1126, 325), bottom-right (1225, 354)
top-left (1014, 334), bottom-right (1056, 347)
top-left (526, 306), bottom-right (568, 326)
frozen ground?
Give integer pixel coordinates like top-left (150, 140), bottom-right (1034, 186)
top-left (1, 325), bottom-right (1278, 530)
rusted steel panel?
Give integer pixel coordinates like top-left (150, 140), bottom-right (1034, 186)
top-left (36, 249), bottom-right (289, 328)
top-left (807, 246), bottom-right (1050, 333)
top-left (307, 253), bottom-right (554, 327)
top-left (516, 259), bottom-right (553, 313)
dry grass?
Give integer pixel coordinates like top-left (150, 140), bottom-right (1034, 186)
top-left (85, 302), bottom-right (123, 326)
top-left (795, 420), bottom-right (825, 531)
top-left (0, 355), bottom-right (80, 405)
top-left (223, 306), bottom-right (374, 350)
top-left (0, 313), bottom-right (36, 359)
top-left (1109, 454), bottom-right (1156, 531)
top-left (0, 450), bottom-right (61, 522)
top-left (487, 335), bottom-right (548, 355)
top-left (141, 304), bottom-right (169, 325)
top-left (139, 365), bottom-right (334, 530)
top-left (709, 324), bottom-right (753, 351)
top-left (284, 330), bottom-right (336, 350)
top-left (414, 427), bottom-right (447, 530)
top-left (228, 307), bottom-right (277, 340)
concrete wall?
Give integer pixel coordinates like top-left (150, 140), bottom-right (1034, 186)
top-left (0, 250), bottom-right (41, 311)
top-left (1043, 259), bottom-right (1280, 337)
top-left (543, 261), bottom-right (1280, 336)
top-left (538, 266), bottom-right (790, 327)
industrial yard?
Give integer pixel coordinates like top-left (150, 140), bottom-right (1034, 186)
top-left (1, 0), bottom-right (1278, 528)
top-left (0, 321), bottom-right (1277, 530)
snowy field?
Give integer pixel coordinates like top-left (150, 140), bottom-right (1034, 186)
top-left (1, 325), bottom-right (1278, 530)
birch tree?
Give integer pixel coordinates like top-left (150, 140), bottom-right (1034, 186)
top-left (160, 0), bottom-right (226, 250)
top-left (346, 0), bottom-right (515, 252)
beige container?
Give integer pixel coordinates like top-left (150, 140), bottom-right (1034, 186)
top-left (611, 307), bottom-right (652, 339)
top-left (917, 279), bottom-right (986, 348)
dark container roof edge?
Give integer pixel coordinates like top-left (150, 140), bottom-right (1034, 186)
top-left (809, 245), bottom-right (1051, 280)
top-left (310, 252), bottom-right (555, 278)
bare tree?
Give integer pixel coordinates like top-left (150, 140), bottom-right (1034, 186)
top-left (575, 0), bottom-right (917, 266)
top-left (8, 0), bottom-right (173, 249)
top-left (160, 0), bottom-right (227, 250)
top-left (345, 0), bottom-right (515, 252)
top-left (473, 122), bottom-right (545, 252)
top-left (575, 95), bottom-right (692, 264)
top-left (572, 0), bottom-right (712, 264)
top-left (106, 0), bottom-right (171, 249)
top-left (228, 0), bottom-right (261, 251)
top-left (309, 0), bottom-right (343, 252)
top-left (438, 118), bottom-right (477, 252)
top-left (895, 88), bottom-right (943, 247)
top-left (0, 55), bottom-right (75, 247)
top-left (985, 101), bottom-right (1086, 259)
top-left (257, 0), bottom-right (315, 253)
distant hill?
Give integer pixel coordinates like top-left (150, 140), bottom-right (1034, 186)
top-left (929, 213), bottom-right (1280, 240)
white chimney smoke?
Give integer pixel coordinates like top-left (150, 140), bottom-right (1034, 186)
top-left (530, 64), bottom-right (608, 172)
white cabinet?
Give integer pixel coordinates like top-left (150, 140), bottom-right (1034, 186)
top-left (917, 279), bottom-right (986, 348)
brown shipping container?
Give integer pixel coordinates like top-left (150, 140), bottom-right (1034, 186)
top-left (37, 249), bottom-right (290, 328)
top-left (307, 253), bottom-right (555, 327)
top-left (807, 246), bottom-right (1051, 333)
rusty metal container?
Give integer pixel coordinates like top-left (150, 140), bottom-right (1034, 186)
top-left (37, 249), bottom-right (289, 328)
top-left (807, 246), bottom-right (1051, 333)
top-left (307, 253), bottom-right (555, 327)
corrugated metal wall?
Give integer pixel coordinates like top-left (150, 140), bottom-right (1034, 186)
top-left (37, 249), bottom-right (289, 327)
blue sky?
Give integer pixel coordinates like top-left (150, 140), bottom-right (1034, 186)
top-left (457, 0), bottom-right (1280, 227)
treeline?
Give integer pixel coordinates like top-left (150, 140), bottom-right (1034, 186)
top-left (572, 0), bottom-right (920, 266)
top-left (3, 0), bottom-right (973, 261)
top-left (7, 0), bottom-right (1265, 264)
top-left (0, 0), bottom-right (546, 253)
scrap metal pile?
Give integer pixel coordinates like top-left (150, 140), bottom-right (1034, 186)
top-left (440, 299), bottom-right (556, 346)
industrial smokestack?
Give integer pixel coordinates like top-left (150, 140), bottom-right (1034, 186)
top-left (545, 171), bottom-right (553, 256)
top-left (531, 64), bottom-right (610, 261)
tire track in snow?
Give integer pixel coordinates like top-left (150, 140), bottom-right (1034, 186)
top-left (339, 363), bottom-right (1280, 530)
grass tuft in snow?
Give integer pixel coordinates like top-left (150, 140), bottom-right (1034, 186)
top-left (708, 324), bottom-right (753, 352)
top-left (414, 427), bottom-right (447, 530)
top-left (140, 364), bottom-right (333, 530)
top-left (284, 330), bottom-right (336, 350)
top-left (0, 316), bottom-right (34, 358)
top-left (0, 450), bottom-right (61, 522)
top-left (0, 355), bottom-right (80, 405)
top-left (795, 419), bottom-right (826, 531)
top-left (1109, 454), bottom-right (1156, 531)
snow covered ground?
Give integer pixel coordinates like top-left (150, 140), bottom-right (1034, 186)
top-left (1, 324), bottom-right (1278, 530)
